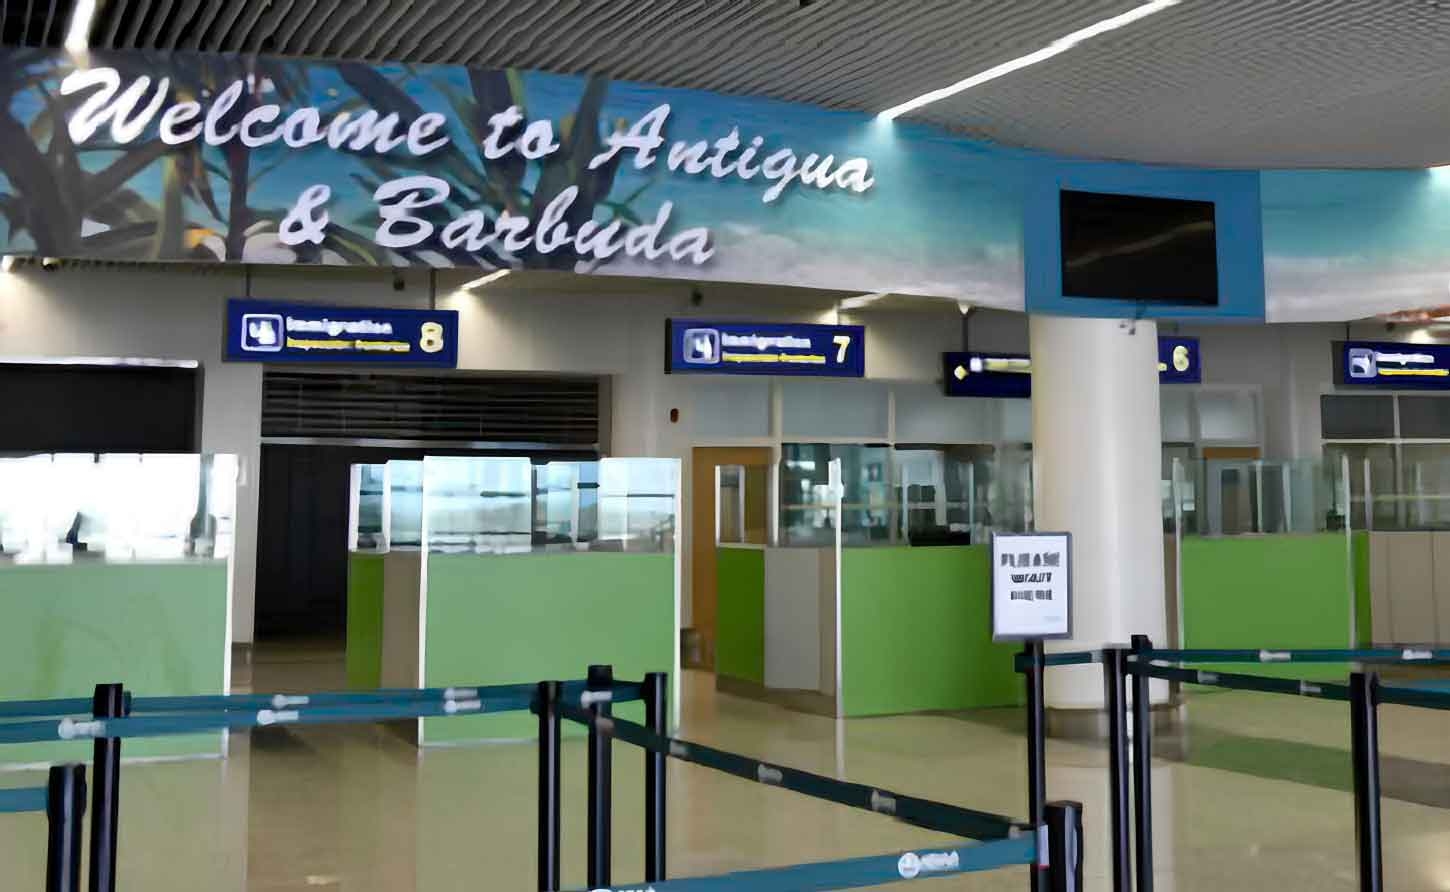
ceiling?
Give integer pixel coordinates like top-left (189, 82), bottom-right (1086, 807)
top-left (4, 0), bottom-right (1450, 167)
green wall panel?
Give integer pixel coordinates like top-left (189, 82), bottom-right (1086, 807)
top-left (345, 553), bottom-right (386, 689)
top-left (422, 553), bottom-right (674, 742)
top-left (715, 547), bottom-right (765, 684)
top-left (1181, 534), bottom-right (1352, 679)
top-left (840, 546), bottom-right (1020, 717)
top-left (0, 561), bottom-right (229, 763)
top-left (1352, 531), bottom-right (1372, 648)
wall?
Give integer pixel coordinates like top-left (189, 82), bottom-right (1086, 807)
top-left (3, 262), bottom-right (1387, 646)
top-left (0, 264), bottom-right (976, 641)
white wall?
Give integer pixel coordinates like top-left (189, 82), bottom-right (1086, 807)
top-left (1172, 322), bottom-right (1341, 460)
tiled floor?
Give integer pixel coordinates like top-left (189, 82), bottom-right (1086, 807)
top-left (3, 641), bottom-right (1450, 891)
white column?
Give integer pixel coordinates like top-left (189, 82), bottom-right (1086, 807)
top-left (1030, 316), bottom-right (1168, 709)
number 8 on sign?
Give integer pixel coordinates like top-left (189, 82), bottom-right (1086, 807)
top-left (419, 322), bottom-right (445, 353)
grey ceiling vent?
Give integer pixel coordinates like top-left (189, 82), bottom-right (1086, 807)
top-left (261, 370), bottom-right (601, 447)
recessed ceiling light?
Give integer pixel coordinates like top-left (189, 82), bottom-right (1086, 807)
top-left (877, 0), bottom-right (1182, 121)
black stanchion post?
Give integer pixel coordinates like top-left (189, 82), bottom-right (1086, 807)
top-left (644, 672), bottom-right (668, 883)
top-left (586, 665), bottom-right (613, 890)
top-left (45, 764), bottom-right (86, 892)
top-left (1349, 672), bottom-right (1384, 892)
top-left (1129, 635), bottom-right (1154, 892)
top-left (88, 683), bottom-right (127, 892)
top-left (1103, 648), bottom-right (1132, 892)
top-left (536, 681), bottom-right (562, 892)
top-left (1044, 801), bottom-right (1084, 892)
top-left (1023, 640), bottom-right (1047, 892)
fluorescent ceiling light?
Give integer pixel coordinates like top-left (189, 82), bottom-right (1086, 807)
top-left (0, 356), bottom-right (200, 368)
top-left (840, 291), bottom-right (889, 311)
top-left (460, 269), bottom-right (511, 291)
top-left (877, 0), bottom-right (1181, 121)
top-left (64, 0), bottom-right (98, 52)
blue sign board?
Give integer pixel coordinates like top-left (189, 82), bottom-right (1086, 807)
top-left (224, 299), bottom-right (459, 367)
top-left (1339, 341), bottom-right (1450, 390)
top-left (944, 337), bottom-right (1200, 397)
top-left (666, 320), bottom-right (865, 377)
top-left (1158, 337), bottom-right (1202, 384)
top-left (942, 352), bottom-right (1033, 398)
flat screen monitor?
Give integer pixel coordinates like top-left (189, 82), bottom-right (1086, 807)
top-left (1059, 189), bottom-right (1219, 306)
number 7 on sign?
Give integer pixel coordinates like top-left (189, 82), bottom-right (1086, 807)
top-left (833, 335), bottom-right (851, 364)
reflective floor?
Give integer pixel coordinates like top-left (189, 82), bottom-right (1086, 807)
top-left (3, 642), bottom-right (1450, 891)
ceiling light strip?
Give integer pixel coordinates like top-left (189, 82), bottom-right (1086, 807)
top-left (877, 0), bottom-right (1181, 121)
top-left (64, 0), bottom-right (99, 51)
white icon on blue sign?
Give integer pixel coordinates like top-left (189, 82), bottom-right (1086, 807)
top-left (683, 328), bottom-right (720, 365)
top-left (241, 313), bottom-right (284, 352)
top-left (1348, 348), bottom-right (1376, 379)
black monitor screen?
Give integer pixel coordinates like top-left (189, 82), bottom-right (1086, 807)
top-left (1059, 189), bottom-right (1219, 305)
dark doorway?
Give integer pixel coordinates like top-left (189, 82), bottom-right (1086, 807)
top-left (254, 445), bottom-right (354, 639)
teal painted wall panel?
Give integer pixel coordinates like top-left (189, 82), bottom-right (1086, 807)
top-left (840, 546), bottom-right (1020, 717)
top-left (422, 553), bottom-right (674, 742)
top-left (715, 548), bottom-right (765, 684)
top-left (1181, 534), bottom-right (1352, 679)
top-left (0, 561), bottom-right (228, 763)
top-left (346, 553), bottom-right (386, 689)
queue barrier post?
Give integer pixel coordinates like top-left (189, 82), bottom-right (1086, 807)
top-left (1022, 640), bottom-right (1048, 892)
top-left (45, 764), bottom-right (86, 892)
top-left (88, 683), bottom-right (127, 892)
top-left (1349, 672), bottom-right (1384, 892)
top-left (1044, 800), bottom-right (1084, 892)
top-left (643, 672), bottom-right (668, 883)
top-left (536, 681), bottom-right (562, 892)
top-left (1103, 648), bottom-right (1132, 892)
top-left (1129, 635), bottom-right (1154, 892)
top-left (586, 665), bottom-right (614, 890)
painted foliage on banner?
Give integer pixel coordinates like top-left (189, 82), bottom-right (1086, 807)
top-left (0, 49), bottom-right (1027, 306)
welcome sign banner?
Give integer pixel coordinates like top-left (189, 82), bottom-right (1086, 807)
top-left (0, 49), bottom-right (1027, 306)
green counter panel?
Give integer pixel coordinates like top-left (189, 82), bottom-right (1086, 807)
top-left (715, 548), bottom-right (765, 684)
top-left (422, 553), bottom-right (675, 742)
top-left (1352, 531), bottom-right (1373, 648)
top-left (840, 546), bottom-right (1020, 717)
top-left (345, 553), bottom-right (386, 689)
top-left (0, 561), bottom-right (229, 763)
top-left (1181, 534), bottom-right (1353, 679)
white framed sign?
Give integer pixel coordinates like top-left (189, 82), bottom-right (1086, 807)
top-left (991, 532), bottom-right (1072, 641)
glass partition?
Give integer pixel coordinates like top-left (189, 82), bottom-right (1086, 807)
top-left (349, 463), bottom-right (388, 552)
top-left (891, 445), bottom-right (1034, 546)
top-left (780, 445), bottom-right (887, 546)
top-left (388, 460), bottom-right (424, 548)
top-left (0, 453), bottom-right (237, 563)
top-left (1175, 458), bottom-right (1346, 536)
top-left (782, 443), bottom-right (1034, 547)
top-left (422, 456), bottom-right (677, 554)
top-left (1342, 447), bottom-right (1450, 531)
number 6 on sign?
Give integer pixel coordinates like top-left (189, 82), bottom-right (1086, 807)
top-left (833, 334), bottom-right (851, 363)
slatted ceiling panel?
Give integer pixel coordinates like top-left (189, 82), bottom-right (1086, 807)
top-left (9, 1), bottom-right (1450, 166)
top-left (261, 371), bottom-right (602, 446)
